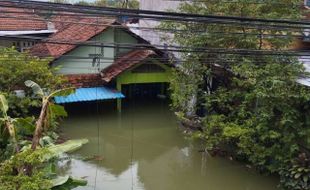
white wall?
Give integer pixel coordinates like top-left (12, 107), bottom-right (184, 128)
top-left (139, 0), bottom-right (180, 45)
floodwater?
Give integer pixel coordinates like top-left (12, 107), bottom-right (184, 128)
top-left (60, 99), bottom-right (278, 190)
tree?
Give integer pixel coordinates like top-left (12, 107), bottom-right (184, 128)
top-left (0, 48), bottom-right (64, 117)
top-left (161, 0), bottom-right (310, 189)
top-left (50, 0), bottom-right (140, 9)
top-left (24, 80), bottom-right (73, 151)
top-left (50, 0), bottom-right (69, 3)
top-left (0, 94), bottom-right (19, 153)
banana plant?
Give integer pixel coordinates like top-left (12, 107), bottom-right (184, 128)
top-left (0, 94), bottom-right (19, 153)
top-left (24, 80), bottom-right (74, 151)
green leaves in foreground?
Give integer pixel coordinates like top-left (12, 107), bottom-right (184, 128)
top-left (163, 1), bottom-right (310, 190)
top-left (0, 139), bottom-right (89, 190)
top-left (24, 80), bottom-right (44, 98)
top-left (43, 139), bottom-right (89, 161)
top-left (0, 94), bottom-right (9, 115)
top-left (51, 176), bottom-right (87, 190)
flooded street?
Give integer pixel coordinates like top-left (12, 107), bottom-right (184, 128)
top-left (60, 99), bottom-right (278, 190)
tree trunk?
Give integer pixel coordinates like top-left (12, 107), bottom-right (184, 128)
top-left (31, 99), bottom-right (48, 150)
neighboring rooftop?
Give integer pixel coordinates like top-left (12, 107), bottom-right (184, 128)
top-left (30, 16), bottom-right (116, 59)
top-left (0, 6), bottom-right (48, 31)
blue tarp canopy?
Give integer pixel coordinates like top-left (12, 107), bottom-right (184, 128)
top-left (54, 87), bottom-right (125, 104)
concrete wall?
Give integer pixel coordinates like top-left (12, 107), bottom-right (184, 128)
top-left (115, 29), bottom-right (138, 55)
top-left (0, 39), bottom-right (37, 52)
top-left (53, 28), bottom-right (138, 75)
top-left (0, 40), bottom-right (13, 48)
top-left (116, 59), bottom-right (172, 90)
top-left (139, 0), bottom-right (180, 45)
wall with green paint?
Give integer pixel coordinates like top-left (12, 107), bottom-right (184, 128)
top-left (115, 29), bottom-right (138, 55)
top-left (52, 28), bottom-right (138, 75)
top-left (116, 61), bottom-right (172, 91)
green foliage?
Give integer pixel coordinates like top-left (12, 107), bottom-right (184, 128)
top-left (24, 80), bottom-right (73, 132)
top-left (51, 176), bottom-right (87, 190)
top-left (203, 61), bottom-right (310, 173)
top-left (15, 117), bottom-right (36, 137)
top-left (0, 138), bottom-right (89, 190)
top-left (0, 48), bottom-right (63, 93)
top-left (93, 0), bottom-right (139, 9)
top-left (0, 94), bottom-right (9, 115)
top-left (0, 48), bottom-right (64, 117)
top-left (43, 139), bottom-right (89, 161)
top-left (51, 0), bottom-right (140, 9)
top-left (170, 58), bottom-right (206, 116)
top-left (0, 93), bottom-right (19, 155)
top-left (279, 154), bottom-right (310, 190)
top-left (162, 1), bottom-right (310, 189)
top-left (0, 149), bottom-right (51, 190)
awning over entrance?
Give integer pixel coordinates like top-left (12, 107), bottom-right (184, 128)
top-left (54, 87), bottom-right (125, 104)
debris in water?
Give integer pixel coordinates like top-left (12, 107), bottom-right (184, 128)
top-left (83, 155), bottom-right (104, 161)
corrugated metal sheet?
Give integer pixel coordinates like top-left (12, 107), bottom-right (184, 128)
top-left (297, 78), bottom-right (310, 86)
top-left (54, 87), bottom-right (125, 104)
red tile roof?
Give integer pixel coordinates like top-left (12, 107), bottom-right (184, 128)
top-left (100, 50), bottom-right (157, 82)
top-left (0, 6), bottom-right (47, 31)
top-left (66, 74), bottom-right (103, 88)
top-left (30, 16), bottom-right (116, 59)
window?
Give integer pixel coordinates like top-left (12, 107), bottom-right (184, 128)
top-left (12, 41), bottom-right (21, 51)
top-left (305, 0), bottom-right (310, 7)
top-left (303, 29), bottom-right (310, 42)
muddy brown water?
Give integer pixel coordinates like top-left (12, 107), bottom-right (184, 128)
top-left (60, 99), bottom-right (278, 190)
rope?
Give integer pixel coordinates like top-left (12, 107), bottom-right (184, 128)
top-left (93, 15), bottom-right (100, 190)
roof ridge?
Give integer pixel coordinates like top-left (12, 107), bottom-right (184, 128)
top-left (100, 49), bottom-right (157, 83)
top-left (30, 16), bottom-right (117, 59)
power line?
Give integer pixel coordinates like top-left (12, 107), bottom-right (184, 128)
top-left (0, 13), bottom-right (307, 34)
top-left (0, 12), bottom-right (306, 34)
top-left (0, 0), bottom-right (309, 28)
top-left (1, 34), bottom-right (310, 56)
top-left (0, 34), bottom-right (303, 52)
top-left (0, 1), bottom-right (309, 64)
top-left (162, 0), bottom-right (302, 7)
top-left (1, 53), bottom-right (309, 67)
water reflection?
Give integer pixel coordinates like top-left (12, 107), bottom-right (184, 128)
top-left (60, 99), bottom-right (278, 190)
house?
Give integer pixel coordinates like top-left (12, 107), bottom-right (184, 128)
top-left (138, 0), bottom-right (180, 45)
top-left (0, 6), bottom-right (56, 51)
top-left (0, 5), bottom-right (173, 111)
top-left (294, 0), bottom-right (310, 86)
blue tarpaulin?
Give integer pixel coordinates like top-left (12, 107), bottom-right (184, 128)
top-left (54, 87), bottom-right (125, 104)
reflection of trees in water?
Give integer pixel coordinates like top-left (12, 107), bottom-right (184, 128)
top-left (137, 147), bottom-right (278, 190)
top-left (62, 99), bottom-right (184, 178)
top-left (61, 100), bottom-right (278, 190)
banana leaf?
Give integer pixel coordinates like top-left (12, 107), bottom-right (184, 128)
top-left (24, 80), bottom-right (44, 97)
top-left (51, 176), bottom-right (87, 190)
top-left (43, 139), bottom-right (89, 161)
top-left (0, 94), bottom-right (8, 115)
